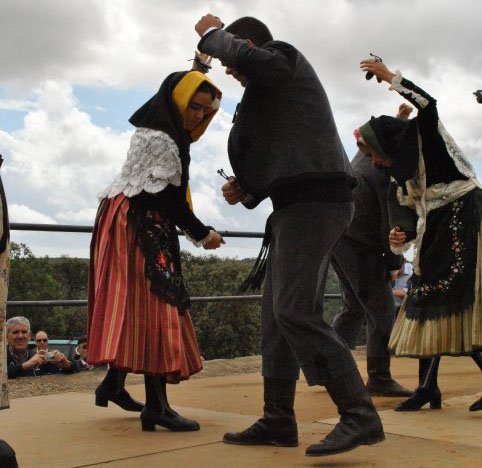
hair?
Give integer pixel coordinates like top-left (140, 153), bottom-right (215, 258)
top-left (225, 16), bottom-right (273, 46)
top-left (6, 316), bottom-right (31, 335)
top-left (77, 335), bottom-right (87, 345)
top-left (196, 81), bottom-right (217, 100)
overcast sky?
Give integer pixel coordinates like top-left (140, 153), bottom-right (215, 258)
top-left (1, 0), bottom-right (481, 259)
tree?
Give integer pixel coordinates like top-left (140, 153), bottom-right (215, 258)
top-left (8, 242), bottom-right (65, 335)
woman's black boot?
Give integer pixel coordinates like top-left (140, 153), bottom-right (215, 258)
top-left (95, 367), bottom-right (144, 412)
top-left (223, 378), bottom-right (298, 447)
top-left (395, 357), bottom-right (441, 411)
top-left (140, 375), bottom-right (200, 432)
top-left (469, 350), bottom-right (482, 411)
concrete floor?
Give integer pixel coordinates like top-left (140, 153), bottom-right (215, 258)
top-left (1, 356), bottom-right (481, 467)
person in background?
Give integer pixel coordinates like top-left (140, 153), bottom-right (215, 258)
top-left (34, 330), bottom-right (77, 373)
top-left (195, 14), bottom-right (384, 457)
top-left (392, 258), bottom-right (412, 314)
top-left (0, 157), bottom-right (19, 468)
top-left (6, 318), bottom-right (77, 378)
top-left (0, 153), bottom-right (10, 408)
top-left (331, 104), bottom-right (413, 398)
top-left (0, 440), bottom-right (18, 468)
top-left (74, 335), bottom-right (93, 371)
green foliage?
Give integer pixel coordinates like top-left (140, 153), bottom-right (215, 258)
top-left (181, 252), bottom-right (262, 359)
top-left (7, 242), bottom-right (352, 358)
top-left (8, 243), bottom-right (88, 337)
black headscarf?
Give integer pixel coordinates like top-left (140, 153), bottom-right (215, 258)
top-left (129, 71), bottom-right (191, 187)
top-left (359, 115), bottom-right (419, 186)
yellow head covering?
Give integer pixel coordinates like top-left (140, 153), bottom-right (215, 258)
top-left (172, 71), bottom-right (222, 142)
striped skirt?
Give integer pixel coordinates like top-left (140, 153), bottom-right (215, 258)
top-left (389, 223), bottom-right (482, 357)
top-left (87, 194), bottom-right (202, 380)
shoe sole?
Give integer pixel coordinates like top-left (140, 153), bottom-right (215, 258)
top-left (223, 439), bottom-right (298, 447)
top-left (305, 433), bottom-right (385, 457)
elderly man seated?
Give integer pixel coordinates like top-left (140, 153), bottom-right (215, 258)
top-left (6, 317), bottom-right (78, 378)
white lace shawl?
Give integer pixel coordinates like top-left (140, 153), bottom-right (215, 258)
top-left (98, 128), bottom-right (182, 200)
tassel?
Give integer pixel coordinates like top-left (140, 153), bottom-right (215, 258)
top-left (240, 218), bottom-right (272, 292)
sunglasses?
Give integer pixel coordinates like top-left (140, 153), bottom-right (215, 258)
top-left (36, 339), bottom-right (48, 343)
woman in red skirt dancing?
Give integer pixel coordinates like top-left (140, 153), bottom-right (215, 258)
top-left (87, 62), bottom-right (223, 432)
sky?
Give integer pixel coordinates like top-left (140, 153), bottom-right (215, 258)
top-left (1, 0), bottom-right (481, 259)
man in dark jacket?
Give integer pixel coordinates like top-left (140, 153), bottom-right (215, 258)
top-left (195, 14), bottom-right (384, 457)
top-left (332, 148), bottom-right (412, 397)
top-left (6, 317), bottom-right (78, 378)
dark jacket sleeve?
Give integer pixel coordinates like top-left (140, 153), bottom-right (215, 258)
top-left (392, 75), bottom-right (467, 185)
top-left (198, 29), bottom-right (294, 85)
top-left (7, 363), bottom-right (24, 379)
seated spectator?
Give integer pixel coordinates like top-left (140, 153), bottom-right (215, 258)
top-left (392, 259), bottom-right (413, 314)
top-left (73, 335), bottom-right (93, 371)
top-left (6, 317), bottom-right (77, 379)
top-left (34, 330), bottom-right (78, 373)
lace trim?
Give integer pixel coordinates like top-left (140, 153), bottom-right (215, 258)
top-left (185, 229), bottom-right (215, 247)
top-left (437, 120), bottom-right (477, 179)
top-left (389, 70), bottom-right (429, 108)
top-left (98, 128), bottom-right (182, 200)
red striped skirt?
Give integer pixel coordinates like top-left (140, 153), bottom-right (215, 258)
top-left (87, 194), bottom-right (202, 381)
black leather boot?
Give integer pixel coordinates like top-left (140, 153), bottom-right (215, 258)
top-left (223, 378), bottom-right (298, 447)
top-left (95, 367), bottom-right (144, 412)
top-left (306, 370), bottom-right (384, 457)
top-left (469, 350), bottom-right (482, 411)
top-left (395, 357), bottom-right (441, 411)
top-left (366, 356), bottom-right (413, 397)
top-left (140, 375), bottom-right (200, 432)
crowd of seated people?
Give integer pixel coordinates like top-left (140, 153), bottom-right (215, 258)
top-left (6, 316), bottom-right (79, 379)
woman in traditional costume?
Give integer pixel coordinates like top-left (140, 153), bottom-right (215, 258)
top-left (356, 58), bottom-right (482, 412)
top-left (87, 62), bottom-right (223, 432)
top-left (0, 154), bottom-right (10, 411)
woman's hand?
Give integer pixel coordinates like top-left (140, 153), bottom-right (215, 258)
top-left (389, 226), bottom-right (407, 248)
top-left (397, 103), bottom-right (414, 121)
top-left (222, 178), bottom-right (246, 205)
top-left (203, 231), bottom-right (224, 250)
top-left (360, 59), bottom-right (396, 84)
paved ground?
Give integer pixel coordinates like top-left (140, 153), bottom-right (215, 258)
top-left (2, 355), bottom-right (481, 467)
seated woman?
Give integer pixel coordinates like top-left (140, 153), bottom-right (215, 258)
top-left (87, 58), bottom-right (224, 432)
top-left (356, 58), bottom-right (482, 412)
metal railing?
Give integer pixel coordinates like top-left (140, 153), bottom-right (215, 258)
top-left (7, 222), bottom-right (341, 307)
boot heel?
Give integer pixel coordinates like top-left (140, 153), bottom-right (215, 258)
top-left (430, 397), bottom-right (442, 409)
top-left (141, 419), bottom-right (156, 431)
top-left (95, 394), bottom-right (108, 407)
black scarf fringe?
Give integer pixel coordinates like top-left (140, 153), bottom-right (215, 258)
top-left (240, 219), bottom-right (272, 292)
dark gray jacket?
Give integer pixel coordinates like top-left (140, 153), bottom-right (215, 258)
top-left (345, 151), bottom-right (402, 269)
top-left (198, 30), bottom-right (354, 205)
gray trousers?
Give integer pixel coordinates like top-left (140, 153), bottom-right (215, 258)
top-left (332, 237), bottom-right (395, 358)
top-left (261, 202), bottom-right (357, 386)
